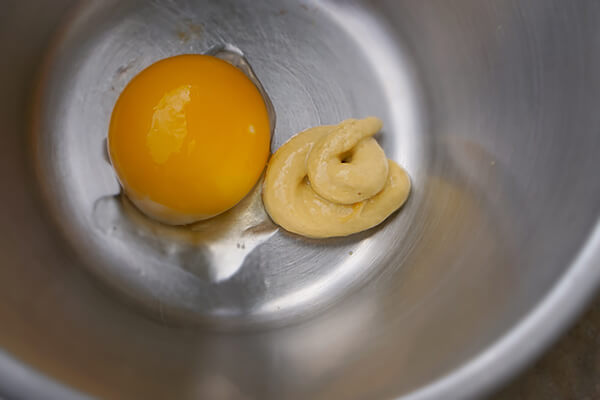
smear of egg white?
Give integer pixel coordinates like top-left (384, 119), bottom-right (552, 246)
top-left (94, 179), bottom-right (278, 283)
top-left (189, 181), bottom-right (278, 281)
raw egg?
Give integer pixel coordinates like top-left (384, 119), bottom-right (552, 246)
top-left (108, 54), bottom-right (271, 225)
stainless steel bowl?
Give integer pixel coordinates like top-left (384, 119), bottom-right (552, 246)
top-left (2, 1), bottom-right (600, 399)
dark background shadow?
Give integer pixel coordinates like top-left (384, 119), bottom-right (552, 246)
top-left (492, 290), bottom-right (600, 399)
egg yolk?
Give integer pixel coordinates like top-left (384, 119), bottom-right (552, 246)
top-left (108, 55), bottom-right (271, 224)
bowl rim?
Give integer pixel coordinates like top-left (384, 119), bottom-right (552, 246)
top-left (403, 220), bottom-right (600, 400)
top-left (1, 226), bottom-right (599, 399)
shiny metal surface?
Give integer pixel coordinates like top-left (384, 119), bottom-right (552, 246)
top-left (2, 0), bottom-right (600, 399)
top-left (34, 0), bottom-right (423, 329)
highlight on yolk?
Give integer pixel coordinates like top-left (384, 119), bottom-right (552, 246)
top-left (108, 54), bottom-right (271, 225)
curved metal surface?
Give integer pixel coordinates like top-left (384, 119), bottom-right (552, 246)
top-left (1, 0), bottom-right (600, 399)
top-left (33, 0), bottom-right (425, 329)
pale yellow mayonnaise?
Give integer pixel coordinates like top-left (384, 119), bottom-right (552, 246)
top-left (262, 117), bottom-right (411, 238)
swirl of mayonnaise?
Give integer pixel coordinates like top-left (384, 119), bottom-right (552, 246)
top-left (263, 117), bottom-right (411, 238)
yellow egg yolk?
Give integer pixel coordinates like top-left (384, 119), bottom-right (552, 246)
top-left (108, 55), bottom-right (271, 224)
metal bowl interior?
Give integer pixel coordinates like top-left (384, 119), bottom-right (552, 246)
top-left (1, 1), bottom-right (600, 399)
